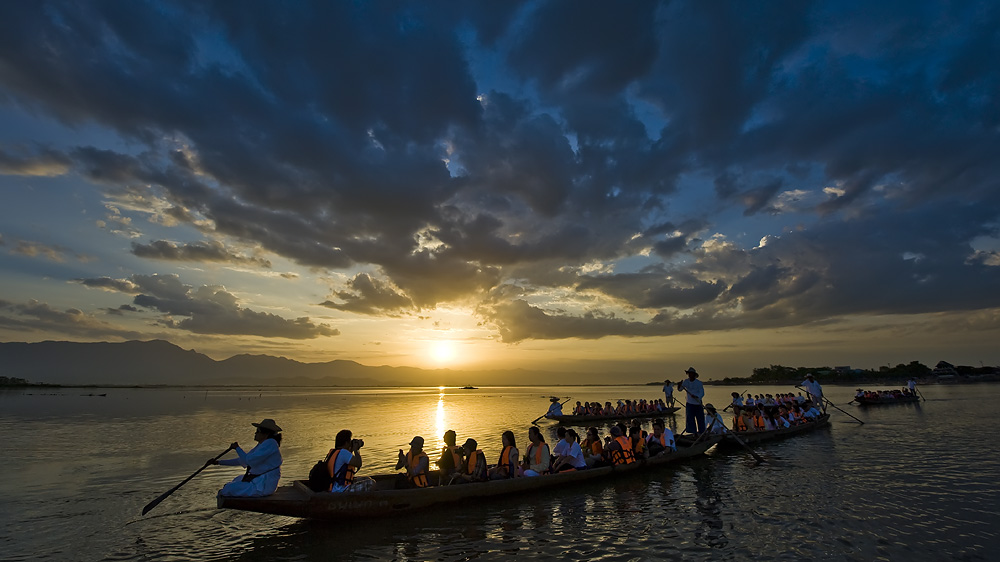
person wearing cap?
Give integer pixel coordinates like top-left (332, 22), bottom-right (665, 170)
top-left (704, 404), bottom-right (728, 434)
top-left (801, 373), bottom-right (825, 412)
top-left (677, 367), bottom-right (706, 434)
top-left (662, 379), bottom-right (675, 407)
top-left (211, 418), bottom-right (283, 497)
top-left (454, 438), bottom-right (488, 483)
top-left (396, 436), bottom-right (430, 488)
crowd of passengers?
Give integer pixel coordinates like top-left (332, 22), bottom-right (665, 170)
top-left (729, 400), bottom-right (823, 431)
top-left (854, 388), bottom-right (917, 400)
top-left (311, 418), bottom-right (685, 493)
top-left (570, 398), bottom-right (672, 417)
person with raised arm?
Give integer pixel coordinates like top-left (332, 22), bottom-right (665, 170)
top-left (677, 367), bottom-right (706, 434)
top-left (211, 418), bottom-right (283, 497)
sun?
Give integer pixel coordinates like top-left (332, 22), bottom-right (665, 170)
top-left (430, 340), bottom-right (457, 364)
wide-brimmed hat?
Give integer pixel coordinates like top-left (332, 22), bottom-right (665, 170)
top-left (252, 418), bottom-right (282, 433)
top-left (806, 373), bottom-right (815, 378)
top-left (550, 396), bottom-right (561, 402)
top-left (685, 367), bottom-right (699, 377)
top-left (409, 436), bottom-right (424, 448)
top-left (705, 403), bottom-right (716, 411)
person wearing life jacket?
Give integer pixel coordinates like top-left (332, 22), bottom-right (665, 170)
top-left (582, 427), bottom-right (605, 467)
top-left (395, 435), bottom-right (430, 488)
top-left (489, 430), bottom-right (519, 480)
top-left (630, 425), bottom-right (647, 459)
top-left (603, 426), bottom-right (635, 466)
top-left (326, 429), bottom-right (367, 492)
top-left (572, 401), bottom-right (584, 415)
top-left (645, 418), bottom-right (676, 457)
top-left (453, 438), bottom-right (488, 483)
top-left (522, 426), bottom-right (551, 477)
top-left (732, 406), bottom-right (748, 432)
top-left (211, 418), bottom-right (283, 497)
top-left (752, 407), bottom-right (766, 430)
top-left (437, 429), bottom-right (463, 485)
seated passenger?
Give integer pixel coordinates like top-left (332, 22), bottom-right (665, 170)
top-left (522, 427), bottom-right (550, 477)
top-left (437, 430), bottom-right (463, 485)
top-left (489, 430), bottom-right (519, 480)
top-left (325, 429), bottom-right (372, 492)
top-left (551, 429), bottom-right (588, 472)
top-left (630, 425), bottom-right (647, 459)
top-left (454, 438), bottom-right (488, 483)
top-left (395, 436), bottom-right (430, 488)
top-left (603, 426), bottom-right (635, 466)
top-left (645, 418), bottom-right (676, 456)
top-left (705, 404), bottom-right (728, 434)
top-left (582, 427), bottom-right (605, 467)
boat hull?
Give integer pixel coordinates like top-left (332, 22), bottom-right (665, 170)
top-left (546, 407), bottom-right (680, 424)
top-left (853, 396), bottom-right (920, 405)
top-left (217, 436), bottom-right (720, 520)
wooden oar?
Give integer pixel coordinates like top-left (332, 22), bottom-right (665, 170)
top-left (727, 430), bottom-right (765, 464)
top-left (915, 387), bottom-right (926, 402)
top-left (141, 446), bottom-right (233, 515)
top-left (531, 398), bottom-right (571, 425)
top-left (795, 386), bottom-right (864, 425)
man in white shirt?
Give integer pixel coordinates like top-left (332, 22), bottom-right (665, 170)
top-left (677, 367), bottom-right (706, 434)
top-left (801, 374), bottom-right (825, 412)
top-left (662, 380), bottom-right (675, 407)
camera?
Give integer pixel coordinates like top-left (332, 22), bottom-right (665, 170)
top-left (352, 438), bottom-right (364, 449)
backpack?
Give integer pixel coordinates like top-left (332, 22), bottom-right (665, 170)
top-left (306, 450), bottom-right (336, 492)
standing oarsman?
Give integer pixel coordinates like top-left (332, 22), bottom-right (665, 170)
top-left (662, 379), bottom-right (675, 407)
top-left (801, 373), bottom-right (825, 412)
top-left (677, 367), bottom-right (706, 434)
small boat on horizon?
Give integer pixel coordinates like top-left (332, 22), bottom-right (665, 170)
top-left (459, 385), bottom-right (478, 389)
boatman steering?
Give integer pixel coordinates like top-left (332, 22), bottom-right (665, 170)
top-left (801, 373), bottom-right (825, 413)
top-left (546, 397), bottom-right (564, 418)
top-left (677, 367), bottom-right (706, 434)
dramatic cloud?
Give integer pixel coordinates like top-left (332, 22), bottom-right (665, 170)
top-left (77, 274), bottom-right (337, 339)
top-left (1, 0), bottom-right (998, 349)
top-left (131, 240), bottom-right (271, 268)
top-left (0, 299), bottom-right (144, 339)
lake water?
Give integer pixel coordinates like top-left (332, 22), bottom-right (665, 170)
top-left (1, 383), bottom-right (998, 561)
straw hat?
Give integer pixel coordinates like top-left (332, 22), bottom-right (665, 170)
top-left (252, 418), bottom-right (282, 433)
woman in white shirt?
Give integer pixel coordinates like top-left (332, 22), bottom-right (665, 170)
top-left (211, 418), bottom-right (283, 497)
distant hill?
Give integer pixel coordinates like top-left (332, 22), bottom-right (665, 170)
top-left (0, 340), bottom-right (585, 386)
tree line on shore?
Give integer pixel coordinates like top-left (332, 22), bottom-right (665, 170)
top-left (714, 360), bottom-right (998, 385)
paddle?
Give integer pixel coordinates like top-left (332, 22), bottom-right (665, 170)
top-left (531, 397), bottom-right (571, 425)
top-left (915, 387), bottom-right (926, 402)
top-left (141, 445), bottom-right (233, 515)
top-left (795, 386), bottom-right (864, 425)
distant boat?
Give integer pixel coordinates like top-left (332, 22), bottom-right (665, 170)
top-left (459, 385), bottom-right (477, 389)
top-left (546, 407), bottom-right (679, 424)
top-left (852, 395), bottom-right (920, 406)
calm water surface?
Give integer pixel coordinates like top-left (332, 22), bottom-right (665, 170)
top-left (1, 383), bottom-right (998, 561)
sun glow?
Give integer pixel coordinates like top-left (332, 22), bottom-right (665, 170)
top-left (430, 340), bottom-right (457, 364)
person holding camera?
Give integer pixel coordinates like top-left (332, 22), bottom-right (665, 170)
top-left (326, 429), bottom-right (370, 492)
top-left (395, 436), bottom-right (430, 488)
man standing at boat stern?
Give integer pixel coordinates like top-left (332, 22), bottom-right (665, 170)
top-left (678, 367), bottom-right (706, 434)
top-left (802, 373), bottom-right (825, 413)
top-left (662, 379), bottom-right (675, 407)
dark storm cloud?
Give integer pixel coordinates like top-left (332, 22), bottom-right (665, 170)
top-left (319, 273), bottom-right (414, 316)
top-left (131, 240), bottom-right (271, 268)
top-left (2, 1), bottom-right (999, 342)
top-left (77, 273), bottom-right (338, 339)
top-left (0, 299), bottom-right (145, 339)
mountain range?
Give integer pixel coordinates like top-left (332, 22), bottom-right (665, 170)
top-left (0, 339), bottom-right (587, 387)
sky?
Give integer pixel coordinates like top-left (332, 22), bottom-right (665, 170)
top-left (1, 1), bottom-right (999, 380)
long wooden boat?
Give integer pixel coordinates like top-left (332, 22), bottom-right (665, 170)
top-left (217, 435), bottom-right (722, 520)
top-left (675, 414), bottom-right (830, 449)
top-left (546, 406), bottom-right (680, 424)
top-left (853, 395), bottom-right (920, 405)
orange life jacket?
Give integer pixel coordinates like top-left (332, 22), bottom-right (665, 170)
top-left (734, 415), bottom-right (748, 432)
top-left (406, 450), bottom-right (429, 487)
top-left (610, 436), bottom-right (635, 465)
top-left (527, 443), bottom-right (549, 473)
top-left (441, 445), bottom-right (462, 472)
top-left (465, 449), bottom-right (487, 480)
top-left (753, 413), bottom-right (766, 430)
top-left (326, 449), bottom-right (356, 490)
top-left (497, 445), bottom-right (516, 478)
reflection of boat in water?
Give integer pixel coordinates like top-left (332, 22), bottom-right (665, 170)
top-left (546, 407), bottom-right (679, 424)
top-left (459, 386), bottom-right (477, 389)
top-left (217, 436), bottom-right (722, 520)
top-left (853, 395), bottom-right (920, 406)
top-left (677, 414), bottom-right (830, 449)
